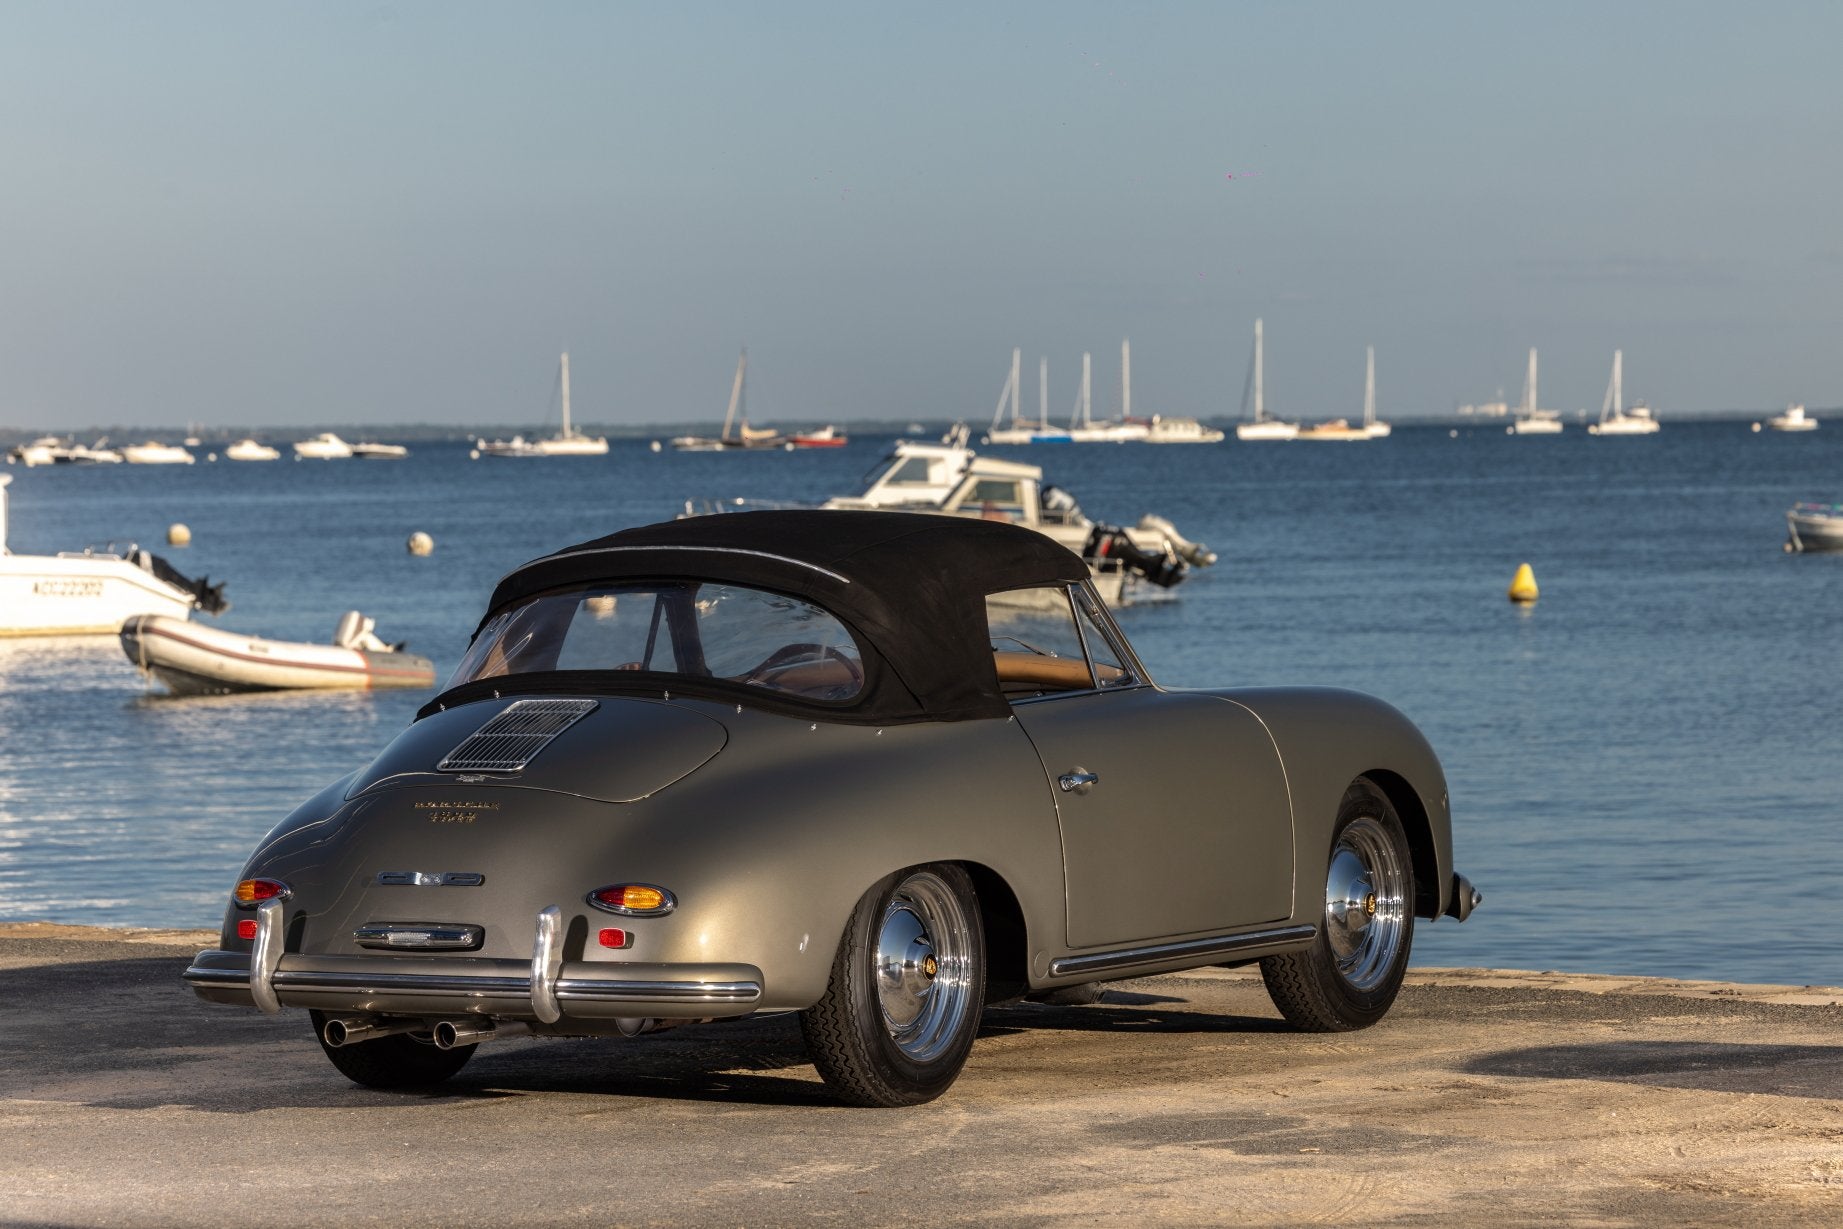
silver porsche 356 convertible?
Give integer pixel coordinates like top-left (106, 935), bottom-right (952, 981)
top-left (187, 509), bottom-right (1479, 1106)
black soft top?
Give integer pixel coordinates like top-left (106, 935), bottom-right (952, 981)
top-left (427, 510), bottom-right (1089, 724)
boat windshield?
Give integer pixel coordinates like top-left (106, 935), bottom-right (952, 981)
top-left (448, 581), bottom-right (866, 703)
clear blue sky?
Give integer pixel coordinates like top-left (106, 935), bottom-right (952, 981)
top-left (3, 1), bottom-right (1838, 429)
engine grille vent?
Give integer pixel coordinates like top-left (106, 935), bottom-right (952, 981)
top-left (437, 698), bottom-right (599, 773)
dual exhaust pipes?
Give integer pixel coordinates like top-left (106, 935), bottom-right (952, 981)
top-left (321, 1014), bottom-right (671, 1048)
top-left (321, 1015), bottom-right (530, 1051)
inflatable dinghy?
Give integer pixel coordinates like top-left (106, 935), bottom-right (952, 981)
top-left (120, 611), bottom-right (436, 695)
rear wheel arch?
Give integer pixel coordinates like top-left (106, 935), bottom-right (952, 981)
top-left (958, 861), bottom-right (1029, 1004)
top-left (1361, 769), bottom-right (1439, 918)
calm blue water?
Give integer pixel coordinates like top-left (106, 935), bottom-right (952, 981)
top-left (3, 424), bottom-right (1839, 985)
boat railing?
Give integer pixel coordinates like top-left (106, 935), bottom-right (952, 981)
top-left (1790, 502), bottom-right (1843, 516)
top-left (681, 497), bottom-right (813, 518)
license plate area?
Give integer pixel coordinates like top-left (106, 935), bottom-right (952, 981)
top-left (353, 923), bottom-right (485, 951)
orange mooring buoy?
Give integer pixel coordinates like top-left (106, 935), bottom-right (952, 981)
top-left (1508, 563), bottom-right (1539, 603)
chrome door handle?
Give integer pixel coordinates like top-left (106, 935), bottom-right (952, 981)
top-left (1058, 770), bottom-right (1100, 794)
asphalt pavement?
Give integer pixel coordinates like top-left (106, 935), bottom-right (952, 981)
top-left (3, 925), bottom-right (1842, 1226)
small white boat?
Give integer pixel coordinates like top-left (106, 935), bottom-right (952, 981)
top-left (1786, 503), bottom-right (1843, 552)
top-left (1767, 404), bottom-right (1818, 433)
top-left (1587, 351), bottom-right (1661, 435)
top-left (54, 439), bottom-right (122, 464)
top-left (480, 353), bottom-right (610, 457)
top-left (1144, 415), bottom-right (1224, 444)
top-left (294, 432), bottom-right (354, 459)
top-left (224, 438), bottom-right (281, 461)
top-left (1505, 349), bottom-right (1565, 435)
top-left (1235, 320), bottom-right (1299, 441)
top-left (0, 474), bottom-right (227, 635)
top-left (8, 437), bottom-right (64, 467)
top-left (1302, 346), bottom-right (1389, 440)
top-left (1066, 344), bottom-right (1152, 443)
top-left (121, 441), bottom-right (196, 465)
top-left (351, 441), bottom-right (410, 459)
top-left (120, 611), bottom-right (436, 695)
top-left (985, 350), bottom-right (1074, 445)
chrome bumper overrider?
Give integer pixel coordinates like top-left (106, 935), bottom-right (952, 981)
top-left (1445, 873), bottom-right (1483, 922)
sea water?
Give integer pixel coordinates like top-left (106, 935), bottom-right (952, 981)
top-left (2, 422), bottom-right (1838, 985)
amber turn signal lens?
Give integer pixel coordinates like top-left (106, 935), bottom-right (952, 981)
top-left (586, 883), bottom-right (676, 916)
top-left (233, 878), bottom-right (290, 906)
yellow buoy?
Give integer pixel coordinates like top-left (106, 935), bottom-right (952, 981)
top-left (407, 531), bottom-right (434, 556)
top-left (167, 523), bottom-right (191, 547)
top-left (1507, 563), bottom-right (1538, 604)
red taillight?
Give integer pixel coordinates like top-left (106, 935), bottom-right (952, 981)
top-left (586, 884), bottom-right (676, 916)
top-left (236, 918), bottom-right (259, 941)
top-left (597, 928), bottom-right (630, 949)
top-left (232, 878), bottom-right (290, 907)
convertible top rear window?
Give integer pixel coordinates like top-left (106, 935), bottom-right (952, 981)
top-left (449, 581), bottom-right (865, 704)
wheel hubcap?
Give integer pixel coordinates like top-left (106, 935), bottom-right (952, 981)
top-left (872, 872), bottom-right (974, 1063)
top-left (1322, 816), bottom-right (1407, 992)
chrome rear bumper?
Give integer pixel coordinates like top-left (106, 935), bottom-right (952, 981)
top-left (183, 949), bottom-right (763, 1020)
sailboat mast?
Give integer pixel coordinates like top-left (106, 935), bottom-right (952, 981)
top-left (1254, 318), bottom-right (1265, 422)
top-left (1039, 356), bottom-right (1048, 426)
top-left (1526, 348), bottom-right (1538, 416)
top-left (722, 349), bottom-right (747, 441)
top-left (1011, 348), bottom-right (1021, 426)
top-left (1082, 352), bottom-right (1092, 428)
top-left (1122, 338), bottom-right (1132, 421)
top-left (1364, 346), bottom-right (1375, 427)
top-left (560, 352), bottom-right (572, 438)
top-left (1614, 349), bottom-right (1623, 416)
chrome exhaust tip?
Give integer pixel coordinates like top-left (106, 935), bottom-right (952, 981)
top-left (322, 1015), bottom-right (422, 1048)
top-left (432, 1019), bottom-right (530, 1050)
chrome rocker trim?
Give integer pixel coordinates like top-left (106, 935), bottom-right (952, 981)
top-left (1048, 924), bottom-right (1317, 979)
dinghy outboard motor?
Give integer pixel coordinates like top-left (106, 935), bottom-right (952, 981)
top-left (334, 611), bottom-right (401, 653)
top-left (1084, 524), bottom-right (1187, 589)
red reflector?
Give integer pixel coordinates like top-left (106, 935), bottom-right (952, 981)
top-left (598, 928), bottom-right (630, 949)
top-left (236, 919), bottom-right (259, 941)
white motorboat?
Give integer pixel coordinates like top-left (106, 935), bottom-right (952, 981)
top-left (294, 432), bottom-right (354, 459)
top-left (1587, 351), bottom-right (1661, 435)
top-left (1144, 415), bottom-right (1224, 444)
top-left (351, 441), bottom-right (410, 459)
top-left (121, 441), bottom-right (196, 465)
top-left (1507, 349), bottom-right (1564, 435)
top-left (0, 474), bottom-right (228, 635)
top-left (1767, 404), bottom-right (1818, 433)
top-left (8, 437), bottom-right (64, 467)
top-left (480, 353), bottom-right (610, 457)
top-left (224, 438), bottom-right (281, 461)
top-left (120, 611), bottom-right (435, 695)
top-left (1787, 503), bottom-right (1843, 552)
top-left (54, 439), bottom-right (122, 464)
top-left (669, 350), bottom-right (789, 452)
top-left (1235, 319), bottom-right (1299, 441)
top-left (684, 427), bottom-right (1216, 605)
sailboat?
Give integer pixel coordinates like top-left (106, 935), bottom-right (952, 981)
top-left (1299, 346), bottom-right (1386, 441)
top-left (1235, 319), bottom-right (1298, 440)
top-left (985, 350), bottom-right (1069, 444)
top-left (1066, 341), bottom-right (1150, 443)
top-left (1509, 349), bottom-right (1563, 434)
top-left (477, 353), bottom-right (610, 457)
top-left (671, 350), bottom-right (787, 451)
top-left (1587, 350), bottom-right (1660, 436)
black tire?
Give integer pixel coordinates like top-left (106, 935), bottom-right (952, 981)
top-left (800, 864), bottom-right (986, 1107)
top-left (310, 1010), bottom-right (476, 1089)
top-left (1260, 778), bottom-right (1415, 1032)
top-left (1027, 981), bottom-right (1106, 1006)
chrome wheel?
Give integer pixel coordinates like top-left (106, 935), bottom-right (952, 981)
top-left (1323, 814), bottom-right (1408, 992)
top-left (874, 871), bottom-right (976, 1064)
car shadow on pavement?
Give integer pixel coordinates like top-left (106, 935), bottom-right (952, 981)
top-left (1463, 1041), bottom-right (1843, 1100)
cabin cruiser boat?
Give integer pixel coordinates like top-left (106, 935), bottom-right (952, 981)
top-left (121, 441), bottom-right (196, 465)
top-left (351, 441), bottom-right (410, 459)
top-left (0, 474), bottom-right (228, 635)
top-left (53, 440), bottom-right (122, 464)
top-left (225, 438), bottom-right (281, 461)
top-left (8, 437), bottom-right (64, 467)
top-left (1767, 404), bottom-right (1817, 433)
top-left (1786, 503), bottom-right (1843, 552)
top-left (1144, 416), bottom-right (1224, 443)
top-left (682, 427), bottom-right (1216, 605)
top-left (1235, 319), bottom-right (1299, 441)
top-left (479, 353), bottom-right (610, 457)
top-left (669, 350), bottom-right (787, 452)
top-left (120, 610), bottom-right (434, 695)
top-left (293, 432), bottom-right (354, 459)
top-left (1587, 351), bottom-right (1660, 436)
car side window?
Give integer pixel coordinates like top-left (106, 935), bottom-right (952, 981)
top-left (986, 587), bottom-right (1096, 695)
top-left (1070, 586), bottom-right (1138, 689)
